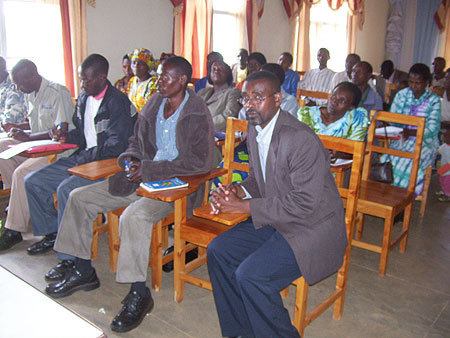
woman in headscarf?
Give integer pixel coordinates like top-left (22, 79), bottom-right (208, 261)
top-left (114, 54), bottom-right (133, 95)
top-left (128, 48), bottom-right (157, 113)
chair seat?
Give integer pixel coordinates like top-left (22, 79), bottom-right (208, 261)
top-left (180, 216), bottom-right (232, 247)
top-left (193, 204), bottom-right (250, 225)
top-left (357, 180), bottom-right (415, 217)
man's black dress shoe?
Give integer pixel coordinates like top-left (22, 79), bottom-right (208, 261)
top-left (0, 228), bottom-right (23, 251)
top-left (45, 260), bottom-right (75, 282)
top-left (45, 268), bottom-right (100, 298)
top-left (27, 233), bottom-right (57, 255)
top-left (110, 289), bottom-right (154, 332)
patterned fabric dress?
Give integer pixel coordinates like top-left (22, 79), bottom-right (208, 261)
top-left (297, 105), bottom-right (369, 141)
top-left (381, 88), bottom-right (441, 196)
top-left (114, 76), bottom-right (131, 95)
top-left (128, 76), bottom-right (157, 113)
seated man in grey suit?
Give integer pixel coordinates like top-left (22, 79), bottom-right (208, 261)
top-left (207, 71), bottom-right (347, 338)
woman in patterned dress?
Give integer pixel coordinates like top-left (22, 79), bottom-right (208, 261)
top-left (382, 63), bottom-right (441, 196)
top-left (297, 81), bottom-right (369, 142)
top-left (128, 48), bottom-right (157, 113)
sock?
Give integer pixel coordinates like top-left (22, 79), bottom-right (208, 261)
top-left (75, 257), bottom-right (93, 275)
top-left (130, 282), bottom-right (149, 297)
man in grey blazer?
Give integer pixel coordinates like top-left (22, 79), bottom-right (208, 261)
top-left (207, 70), bottom-right (347, 338)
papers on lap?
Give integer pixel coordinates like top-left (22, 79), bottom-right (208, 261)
top-left (330, 158), bottom-right (353, 167)
top-left (0, 140), bottom-right (77, 159)
top-left (139, 177), bottom-right (189, 192)
top-left (375, 126), bottom-right (403, 138)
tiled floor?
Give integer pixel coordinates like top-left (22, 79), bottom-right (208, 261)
top-left (0, 174), bottom-right (449, 338)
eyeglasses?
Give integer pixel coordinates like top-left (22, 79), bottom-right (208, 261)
top-left (238, 92), bottom-right (277, 106)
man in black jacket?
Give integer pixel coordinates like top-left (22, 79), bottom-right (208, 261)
top-left (24, 54), bottom-right (134, 256)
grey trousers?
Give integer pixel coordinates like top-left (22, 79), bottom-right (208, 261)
top-left (54, 180), bottom-right (173, 283)
top-left (0, 138), bottom-right (26, 189)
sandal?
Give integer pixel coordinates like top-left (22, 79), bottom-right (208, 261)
top-left (438, 194), bottom-right (450, 202)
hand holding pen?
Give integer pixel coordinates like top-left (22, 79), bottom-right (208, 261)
top-left (51, 122), bottom-right (67, 142)
top-left (125, 158), bottom-right (143, 183)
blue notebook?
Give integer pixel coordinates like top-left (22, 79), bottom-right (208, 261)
top-left (139, 177), bottom-right (188, 192)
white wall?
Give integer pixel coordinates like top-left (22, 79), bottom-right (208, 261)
top-left (257, 0), bottom-right (293, 63)
top-left (86, 0), bottom-right (173, 83)
top-left (355, 0), bottom-right (390, 72)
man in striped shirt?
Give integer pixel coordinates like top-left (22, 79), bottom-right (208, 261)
top-left (298, 47), bottom-right (335, 106)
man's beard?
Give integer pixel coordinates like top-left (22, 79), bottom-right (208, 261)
top-left (245, 108), bottom-right (263, 125)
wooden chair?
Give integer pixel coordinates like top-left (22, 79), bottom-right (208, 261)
top-left (292, 134), bottom-right (365, 337)
top-left (415, 165), bottom-right (432, 217)
top-left (352, 110), bottom-right (425, 275)
top-left (384, 82), bottom-right (397, 103)
top-left (296, 89), bottom-right (331, 107)
top-left (173, 117), bottom-right (250, 302)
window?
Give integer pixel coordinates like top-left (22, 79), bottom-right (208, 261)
top-left (309, 1), bottom-right (348, 72)
top-left (212, 0), bottom-right (247, 66)
top-left (0, 0), bottom-right (65, 85)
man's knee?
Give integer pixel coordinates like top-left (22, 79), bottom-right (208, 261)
top-left (207, 235), bottom-right (229, 263)
top-left (24, 169), bottom-right (40, 192)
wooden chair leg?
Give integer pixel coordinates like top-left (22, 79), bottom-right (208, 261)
top-left (379, 213), bottom-right (394, 275)
top-left (174, 198), bottom-right (187, 303)
top-left (293, 277), bottom-right (309, 337)
top-left (91, 214), bottom-right (102, 260)
top-left (355, 212), bottom-right (365, 240)
top-left (399, 204), bottom-right (412, 253)
top-left (151, 220), bottom-right (163, 291)
top-left (418, 166), bottom-right (432, 218)
top-left (107, 210), bottom-right (121, 272)
top-left (333, 245), bottom-right (351, 319)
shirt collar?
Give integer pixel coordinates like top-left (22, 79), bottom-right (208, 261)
top-left (255, 109), bottom-right (280, 143)
top-left (92, 85), bottom-right (108, 100)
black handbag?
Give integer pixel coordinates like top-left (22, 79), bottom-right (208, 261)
top-left (369, 122), bottom-right (394, 184)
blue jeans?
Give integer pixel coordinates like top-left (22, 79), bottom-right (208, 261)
top-left (24, 156), bottom-right (103, 260)
top-left (207, 219), bottom-right (302, 338)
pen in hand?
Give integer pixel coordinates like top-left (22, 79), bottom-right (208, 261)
top-left (52, 122), bottom-right (63, 141)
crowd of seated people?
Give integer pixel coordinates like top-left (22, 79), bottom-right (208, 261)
top-left (0, 44), bottom-right (447, 336)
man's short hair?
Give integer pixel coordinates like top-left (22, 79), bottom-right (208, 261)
top-left (81, 54), bottom-right (109, 76)
top-left (409, 63), bottom-right (431, 83)
top-left (0, 56), bottom-right (6, 71)
top-left (245, 70), bottom-right (281, 92)
top-left (11, 59), bottom-right (38, 78)
top-left (334, 81), bottom-right (362, 107)
top-left (346, 53), bottom-right (361, 63)
top-left (238, 49), bottom-right (249, 57)
top-left (248, 52), bottom-right (267, 66)
top-left (122, 54), bottom-right (130, 62)
top-left (261, 63), bottom-right (285, 87)
top-left (163, 56), bottom-right (193, 83)
top-left (319, 48), bottom-right (330, 57)
top-left (381, 60), bottom-right (394, 72)
top-left (280, 52), bottom-right (293, 65)
top-left (435, 56), bottom-right (446, 68)
top-left (359, 61), bottom-right (373, 74)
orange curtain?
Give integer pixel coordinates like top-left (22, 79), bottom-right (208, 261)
top-left (59, 0), bottom-right (75, 97)
top-left (171, 0), bottom-right (212, 79)
top-left (59, 0), bottom-right (89, 97)
top-left (246, 0), bottom-right (265, 53)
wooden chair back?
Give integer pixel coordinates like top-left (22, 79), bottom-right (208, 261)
top-left (292, 135), bottom-right (365, 336)
top-left (353, 110), bottom-right (426, 275)
top-left (296, 89), bottom-right (331, 107)
top-left (363, 110), bottom-right (425, 194)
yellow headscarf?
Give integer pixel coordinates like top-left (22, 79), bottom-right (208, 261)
top-left (129, 48), bottom-right (155, 71)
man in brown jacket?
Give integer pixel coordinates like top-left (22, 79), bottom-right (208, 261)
top-left (208, 71), bottom-right (347, 338)
top-left (44, 57), bottom-right (214, 333)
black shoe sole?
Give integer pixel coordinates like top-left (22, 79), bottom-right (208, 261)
top-left (110, 301), bottom-right (154, 333)
top-left (46, 280), bottom-right (100, 299)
